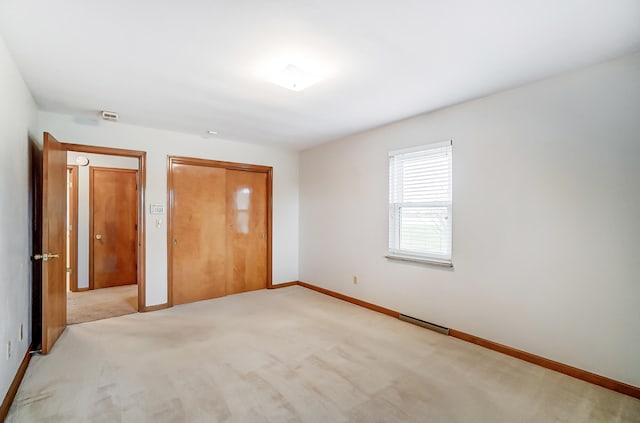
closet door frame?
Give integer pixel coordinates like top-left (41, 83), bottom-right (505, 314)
top-left (166, 156), bottom-right (273, 306)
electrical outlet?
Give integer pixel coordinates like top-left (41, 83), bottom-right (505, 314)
top-left (353, 275), bottom-right (358, 284)
top-left (19, 323), bottom-right (23, 342)
top-left (6, 341), bottom-right (11, 360)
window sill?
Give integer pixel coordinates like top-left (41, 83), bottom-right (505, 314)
top-left (385, 254), bottom-right (453, 268)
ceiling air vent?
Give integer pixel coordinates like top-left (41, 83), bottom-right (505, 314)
top-left (101, 111), bottom-right (119, 121)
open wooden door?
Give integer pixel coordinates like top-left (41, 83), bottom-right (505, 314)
top-left (38, 132), bottom-right (67, 354)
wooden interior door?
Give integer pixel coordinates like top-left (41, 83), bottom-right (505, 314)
top-left (226, 170), bottom-right (267, 294)
top-left (171, 163), bottom-right (227, 305)
top-left (41, 132), bottom-right (68, 354)
top-left (90, 167), bottom-right (138, 289)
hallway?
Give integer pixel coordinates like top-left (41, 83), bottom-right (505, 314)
top-left (67, 285), bottom-right (138, 324)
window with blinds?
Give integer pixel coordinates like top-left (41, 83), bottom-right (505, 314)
top-left (388, 140), bottom-right (452, 265)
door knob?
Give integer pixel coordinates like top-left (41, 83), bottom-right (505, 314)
top-left (33, 253), bottom-right (60, 261)
top-left (95, 234), bottom-right (102, 240)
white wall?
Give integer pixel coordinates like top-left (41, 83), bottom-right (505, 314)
top-left (299, 53), bottom-right (640, 386)
top-left (0, 37), bottom-right (37, 402)
top-left (39, 112), bottom-right (299, 306)
top-left (66, 152), bottom-right (138, 289)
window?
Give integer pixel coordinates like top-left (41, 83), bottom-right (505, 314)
top-left (388, 140), bottom-right (453, 266)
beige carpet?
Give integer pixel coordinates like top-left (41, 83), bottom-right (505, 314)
top-left (67, 284), bottom-right (138, 324)
top-left (10, 286), bottom-right (640, 422)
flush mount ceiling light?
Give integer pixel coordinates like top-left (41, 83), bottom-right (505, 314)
top-left (269, 64), bottom-right (323, 92)
top-left (101, 110), bottom-right (118, 121)
top-left (207, 130), bottom-right (218, 135)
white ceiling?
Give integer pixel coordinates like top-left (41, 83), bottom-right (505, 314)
top-left (1, 1), bottom-right (639, 150)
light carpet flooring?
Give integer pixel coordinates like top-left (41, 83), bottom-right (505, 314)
top-left (67, 284), bottom-right (138, 324)
top-left (9, 286), bottom-right (640, 422)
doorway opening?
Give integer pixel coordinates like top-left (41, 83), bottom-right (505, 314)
top-left (65, 148), bottom-right (144, 324)
top-left (35, 134), bottom-right (147, 353)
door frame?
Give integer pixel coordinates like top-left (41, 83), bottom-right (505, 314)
top-left (64, 143), bottom-right (147, 312)
top-left (166, 156), bottom-right (273, 306)
top-left (89, 166), bottom-right (139, 290)
top-left (30, 140), bottom-right (43, 351)
top-left (66, 165), bottom-right (81, 292)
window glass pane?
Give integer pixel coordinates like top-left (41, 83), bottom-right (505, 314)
top-left (399, 206), bottom-right (450, 256)
top-left (388, 142), bottom-right (452, 263)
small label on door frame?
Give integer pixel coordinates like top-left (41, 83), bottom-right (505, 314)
top-left (150, 204), bottom-right (165, 215)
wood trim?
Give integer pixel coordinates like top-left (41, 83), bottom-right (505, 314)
top-left (142, 303), bottom-right (170, 312)
top-left (268, 281), bottom-right (299, 289)
top-left (63, 143), bottom-right (145, 158)
top-left (166, 156), bottom-right (173, 307)
top-left (449, 329), bottom-right (640, 399)
top-left (166, 156), bottom-right (274, 306)
top-left (168, 156), bottom-right (272, 173)
top-left (0, 345), bottom-right (31, 421)
top-left (297, 282), bottom-right (400, 318)
top-left (138, 152), bottom-right (147, 312)
top-left (296, 280), bottom-right (639, 399)
top-left (63, 143), bottom-right (146, 311)
top-left (88, 167), bottom-right (94, 290)
top-left (265, 167), bottom-right (273, 289)
top-left (67, 165), bottom-right (79, 292)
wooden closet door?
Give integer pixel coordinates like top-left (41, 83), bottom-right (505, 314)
top-left (225, 170), bottom-right (268, 294)
top-left (171, 163), bottom-right (227, 305)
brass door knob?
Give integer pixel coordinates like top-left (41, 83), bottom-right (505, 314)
top-left (95, 234), bottom-right (102, 240)
top-left (33, 253), bottom-right (60, 261)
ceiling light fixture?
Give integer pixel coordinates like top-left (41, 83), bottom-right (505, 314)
top-left (207, 130), bottom-right (218, 135)
top-left (101, 110), bottom-right (118, 121)
top-left (269, 64), bottom-right (323, 92)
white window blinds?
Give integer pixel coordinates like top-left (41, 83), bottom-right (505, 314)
top-left (388, 140), bottom-right (452, 265)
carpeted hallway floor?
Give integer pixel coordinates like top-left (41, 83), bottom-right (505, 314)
top-left (67, 284), bottom-right (138, 324)
top-left (9, 286), bottom-right (640, 422)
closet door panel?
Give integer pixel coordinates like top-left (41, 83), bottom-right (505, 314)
top-left (226, 170), bottom-right (268, 294)
top-left (171, 163), bottom-right (227, 304)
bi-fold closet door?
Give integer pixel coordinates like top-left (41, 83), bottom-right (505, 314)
top-left (168, 157), bottom-right (271, 306)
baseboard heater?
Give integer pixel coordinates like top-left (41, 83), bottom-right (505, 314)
top-left (399, 314), bottom-right (449, 335)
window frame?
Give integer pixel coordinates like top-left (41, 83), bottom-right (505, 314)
top-left (386, 140), bottom-right (453, 267)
